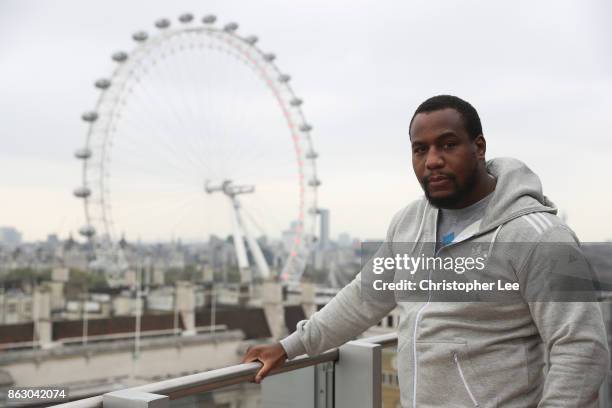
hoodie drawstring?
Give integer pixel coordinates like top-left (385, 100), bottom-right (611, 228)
top-left (486, 224), bottom-right (504, 262)
top-left (410, 201), bottom-right (429, 254)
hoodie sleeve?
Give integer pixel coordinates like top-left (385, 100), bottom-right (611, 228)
top-left (518, 225), bottom-right (609, 407)
top-left (280, 209), bottom-right (404, 359)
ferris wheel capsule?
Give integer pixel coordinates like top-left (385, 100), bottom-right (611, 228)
top-left (290, 98), bottom-right (303, 107)
top-left (111, 52), bottom-right (128, 63)
top-left (308, 178), bottom-right (321, 187)
top-left (73, 186), bottom-right (91, 198)
top-left (224, 22), bottom-right (238, 32)
top-left (155, 18), bottom-right (171, 29)
top-left (299, 124), bottom-right (312, 132)
top-left (74, 148), bottom-right (92, 159)
top-left (81, 111), bottom-right (99, 122)
top-left (79, 225), bottom-right (96, 238)
top-left (244, 36), bottom-right (258, 45)
top-left (179, 13), bottom-right (194, 23)
top-left (278, 74), bottom-right (291, 83)
top-left (94, 78), bottom-right (111, 89)
top-left (263, 53), bottom-right (276, 62)
top-left (132, 31), bottom-right (148, 42)
top-left (202, 15), bottom-right (216, 24)
top-left (306, 150), bottom-right (318, 159)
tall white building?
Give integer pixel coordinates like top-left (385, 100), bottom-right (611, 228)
top-left (318, 209), bottom-right (330, 249)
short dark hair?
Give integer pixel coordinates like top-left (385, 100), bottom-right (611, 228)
top-left (409, 95), bottom-right (483, 140)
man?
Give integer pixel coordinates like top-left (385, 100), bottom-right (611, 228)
top-left (242, 95), bottom-right (609, 407)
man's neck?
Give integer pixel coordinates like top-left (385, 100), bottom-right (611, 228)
top-left (445, 172), bottom-right (497, 210)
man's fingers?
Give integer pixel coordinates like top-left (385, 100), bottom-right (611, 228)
top-left (241, 343), bottom-right (284, 382)
top-left (241, 345), bottom-right (261, 363)
top-left (255, 360), bottom-right (273, 384)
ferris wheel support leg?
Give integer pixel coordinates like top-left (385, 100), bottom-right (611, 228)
top-left (236, 208), bottom-right (271, 280)
top-left (230, 198), bottom-right (251, 284)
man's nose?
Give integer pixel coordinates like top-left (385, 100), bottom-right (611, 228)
top-left (425, 148), bottom-right (444, 169)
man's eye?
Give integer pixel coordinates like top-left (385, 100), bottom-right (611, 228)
top-left (443, 143), bottom-right (457, 150)
top-left (413, 146), bottom-right (426, 154)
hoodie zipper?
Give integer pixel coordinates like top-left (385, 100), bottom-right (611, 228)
top-left (453, 353), bottom-right (479, 407)
top-left (412, 268), bottom-right (432, 408)
top-left (412, 204), bottom-right (436, 408)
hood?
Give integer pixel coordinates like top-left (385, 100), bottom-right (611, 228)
top-left (480, 157), bottom-right (557, 233)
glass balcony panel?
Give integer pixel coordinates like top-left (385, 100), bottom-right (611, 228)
top-left (169, 382), bottom-right (261, 408)
top-left (381, 346), bottom-right (400, 408)
top-left (168, 362), bottom-right (333, 408)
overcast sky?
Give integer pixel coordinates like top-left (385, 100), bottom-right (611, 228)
top-left (1, 0), bottom-right (611, 243)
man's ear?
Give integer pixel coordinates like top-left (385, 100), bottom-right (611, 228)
top-left (474, 135), bottom-right (486, 160)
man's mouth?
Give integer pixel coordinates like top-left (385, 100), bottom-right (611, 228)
top-left (426, 174), bottom-right (453, 189)
top-left (428, 175), bottom-right (449, 183)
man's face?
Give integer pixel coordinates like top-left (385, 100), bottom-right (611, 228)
top-left (410, 108), bottom-right (483, 208)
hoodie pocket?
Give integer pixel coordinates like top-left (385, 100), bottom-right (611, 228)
top-left (414, 341), bottom-right (484, 407)
top-left (414, 341), bottom-right (499, 407)
top-left (462, 342), bottom-right (530, 404)
top-left (413, 340), bottom-right (531, 407)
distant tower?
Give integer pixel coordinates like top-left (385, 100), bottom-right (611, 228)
top-left (0, 226), bottom-right (22, 248)
top-left (337, 232), bottom-right (351, 247)
top-left (318, 209), bottom-right (330, 250)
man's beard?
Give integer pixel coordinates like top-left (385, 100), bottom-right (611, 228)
top-left (423, 164), bottom-right (479, 209)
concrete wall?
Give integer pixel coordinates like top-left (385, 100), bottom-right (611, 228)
top-left (2, 332), bottom-right (244, 388)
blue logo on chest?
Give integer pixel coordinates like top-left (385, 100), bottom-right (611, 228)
top-left (442, 232), bottom-right (455, 246)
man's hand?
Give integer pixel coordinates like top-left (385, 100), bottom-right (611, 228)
top-left (241, 342), bottom-right (288, 384)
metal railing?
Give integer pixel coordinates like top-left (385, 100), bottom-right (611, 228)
top-left (54, 332), bottom-right (398, 408)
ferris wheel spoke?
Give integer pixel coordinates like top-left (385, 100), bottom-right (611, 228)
top-left (241, 195), bottom-right (289, 235)
top-left (210, 45), bottom-right (262, 179)
top-left (190, 44), bottom-right (218, 175)
top-left (112, 117), bottom-right (204, 183)
top-left (108, 82), bottom-right (204, 176)
top-left (207, 46), bottom-right (247, 178)
top-left (115, 194), bottom-right (201, 220)
top-left (114, 82), bottom-right (216, 180)
top-left (164, 197), bottom-right (210, 238)
top-left (216, 46), bottom-right (251, 176)
top-left (165, 40), bottom-right (220, 175)
top-left (224, 132), bottom-right (294, 181)
top-left (222, 80), bottom-right (295, 180)
top-left (111, 107), bottom-right (197, 173)
top-left (222, 52), bottom-right (262, 176)
top-left (179, 35), bottom-right (216, 168)
top-left (110, 156), bottom-right (200, 190)
top-left (192, 43), bottom-right (235, 177)
top-left (227, 151), bottom-right (298, 185)
top-left (112, 191), bottom-right (202, 228)
top-left (141, 44), bottom-right (213, 175)
top-left (215, 81), bottom-right (263, 174)
top-left (163, 39), bottom-right (207, 163)
top-left (240, 205), bottom-right (269, 238)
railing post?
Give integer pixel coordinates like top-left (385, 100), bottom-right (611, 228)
top-left (315, 361), bottom-right (334, 408)
top-left (102, 390), bottom-right (168, 408)
top-left (335, 340), bottom-right (382, 408)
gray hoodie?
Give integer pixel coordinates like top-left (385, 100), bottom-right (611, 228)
top-left (281, 157), bottom-right (609, 407)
